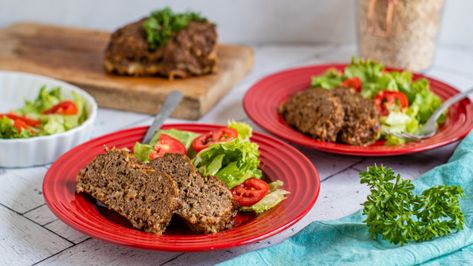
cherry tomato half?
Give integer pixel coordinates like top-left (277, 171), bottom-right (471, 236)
top-left (374, 90), bottom-right (409, 116)
top-left (191, 127), bottom-right (238, 153)
top-left (149, 134), bottom-right (187, 160)
top-left (341, 77), bottom-right (362, 92)
top-left (42, 100), bottom-right (78, 115)
top-left (231, 178), bottom-right (269, 207)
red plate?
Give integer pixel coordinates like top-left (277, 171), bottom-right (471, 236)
top-left (244, 64), bottom-right (473, 156)
top-left (43, 124), bottom-right (320, 251)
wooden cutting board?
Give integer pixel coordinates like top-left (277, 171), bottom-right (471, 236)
top-left (0, 23), bottom-right (254, 120)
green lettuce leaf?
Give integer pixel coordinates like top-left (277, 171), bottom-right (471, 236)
top-left (228, 121), bottom-right (252, 140)
top-left (133, 142), bottom-right (154, 162)
top-left (240, 180), bottom-right (289, 215)
top-left (149, 129), bottom-right (198, 149)
top-left (310, 68), bottom-right (345, 89)
top-left (193, 138), bottom-right (262, 188)
top-left (17, 86), bottom-right (62, 115)
top-left (0, 116), bottom-right (33, 139)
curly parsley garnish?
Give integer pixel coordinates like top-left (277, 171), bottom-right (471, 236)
top-left (360, 165), bottom-right (464, 245)
top-left (143, 7), bottom-right (207, 50)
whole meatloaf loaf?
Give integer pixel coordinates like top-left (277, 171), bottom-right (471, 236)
top-left (149, 153), bottom-right (238, 234)
top-left (104, 15), bottom-right (218, 79)
top-left (76, 149), bottom-right (180, 234)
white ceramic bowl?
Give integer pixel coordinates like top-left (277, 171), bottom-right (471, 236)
top-left (0, 71), bottom-right (97, 167)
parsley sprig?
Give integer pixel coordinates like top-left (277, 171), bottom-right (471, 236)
top-left (360, 165), bottom-right (464, 245)
top-left (143, 7), bottom-right (207, 50)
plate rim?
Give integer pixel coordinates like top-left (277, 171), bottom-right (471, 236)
top-left (243, 63), bottom-right (473, 156)
top-left (43, 123), bottom-right (320, 252)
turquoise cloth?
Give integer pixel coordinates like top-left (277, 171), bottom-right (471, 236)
top-left (220, 132), bottom-right (473, 266)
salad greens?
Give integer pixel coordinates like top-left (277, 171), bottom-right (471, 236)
top-left (193, 121), bottom-right (262, 188)
top-left (360, 165), bottom-right (464, 245)
top-left (311, 58), bottom-right (443, 145)
top-left (0, 116), bottom-right (32, 138)
top-left (143, 7), bottom-right (208, 50)
top-left (0, 86), bottom-right (88, 139)
top-left (240, 180), bottom-right (289, 215)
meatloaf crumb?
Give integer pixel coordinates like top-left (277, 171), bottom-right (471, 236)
top-left (279, 89), bottom-right (345, 142)
top-left (104, 18), bottom-right (218, 79)
top-left (332, 88), bottom-right (380, 145)
top-left (76, 149), bottom-right (180, 234)
top-left (149, 153), bottom-right (237, 234)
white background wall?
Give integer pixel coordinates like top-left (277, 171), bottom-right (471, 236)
top-left (0, 0), bottom-right (472, 47)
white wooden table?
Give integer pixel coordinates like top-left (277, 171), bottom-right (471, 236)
top-left (1, 44), bottom-right (473, 266)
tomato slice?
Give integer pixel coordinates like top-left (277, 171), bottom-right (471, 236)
top-left (13, 119), bottom-right (30, 133)
top-left (341, 77), bottom-right (362, 92)
top-left (149, 134), bottom-right (186, 160)
top-left (191, 127), bottom-right (238, 153)
top-left (374, 90), bottom-right (409, 116)
top-left (231, 178), bottom-right (269, 207)
top-left (1, 113), bottom-right (40, 127)
top-left (42, 100), bottom-right (78, 115)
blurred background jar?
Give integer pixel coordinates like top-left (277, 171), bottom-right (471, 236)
top-left (357, 0), bottom-right (445, 71)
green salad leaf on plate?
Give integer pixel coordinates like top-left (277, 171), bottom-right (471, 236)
top-left (240, 180), bottom-right (290, 215)
top-left (193, 121), bottom-right (262, 188)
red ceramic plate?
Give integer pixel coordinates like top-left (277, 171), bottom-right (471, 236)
top-left (244, 64), bottom-right (473, 156)
top-left (43, 124), bottom-right (320, 252)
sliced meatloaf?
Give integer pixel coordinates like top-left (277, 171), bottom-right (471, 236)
top-left (104, 18), bottom-right (218, 79)
top-left (278, 89), bottom-right (345, 142)
top-left (76, 149), bottom-right (180, 234)
top-left (149, 153), bottom-right (237, 234)
top-left (332, 88), bottom-right (380, 145)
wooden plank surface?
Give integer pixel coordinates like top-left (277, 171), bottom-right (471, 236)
top-left (0, 23), bottom-right (254, 120)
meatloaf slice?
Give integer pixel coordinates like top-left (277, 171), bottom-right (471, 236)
top-left (76, 149), bottom-right (180, 234)
top-left (104, 18), bottom-right (218, 79)
top-left (149, 153), bottom-right (237, 234)
top-left (332, 88), bottom-right (380, 145)
top-left (279, 89), bottom-right (345, 142)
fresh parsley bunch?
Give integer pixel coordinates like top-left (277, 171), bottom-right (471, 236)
top-left (143, 7), bottom-right (207, 50)
top-left (360, 165), bottom-right (464, 245)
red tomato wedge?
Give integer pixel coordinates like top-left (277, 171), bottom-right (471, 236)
top-left (231, 178), bottom-right (269, 207)
top-left (374, 90), bottom-right (409, 116)
top-left (149, 134), bottom-right (186, 160)
top-left (13, 119), bottom-right (30, 132)
top-left (1, 113), bottom-right (40, 127)
top-left (341, 77), bottom-right (362, 92)
top-left (42, 100), bottom-right (78, 115)
top-left (191, 127), bottom-right (238, 153)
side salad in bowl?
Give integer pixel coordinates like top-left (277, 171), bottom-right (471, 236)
top-left (133, 121), bottom-right (289, 215)
top-left (1, 86), bottom-right (88, 139)
top-left (0, 71), bottom-right (97, 167)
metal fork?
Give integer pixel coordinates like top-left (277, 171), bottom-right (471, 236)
top-left (386, 86), bottom-right (473, 141)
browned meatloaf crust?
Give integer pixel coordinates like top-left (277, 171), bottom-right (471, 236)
top-left (104, 18), bottom-right (218, 79)
top-left (149, 153), bottom-right (237, 234)
top-left (332, 88), bottom-right (380, 145)
top-left (279, 88), bottom-right (380, 145)
top-left (278, 89), bottom-right (344, 142)
top-left (76, 149), bottom-right (180, 234)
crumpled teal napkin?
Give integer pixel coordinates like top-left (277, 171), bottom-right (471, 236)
top-left (220, 132), bottom-right (473, 266)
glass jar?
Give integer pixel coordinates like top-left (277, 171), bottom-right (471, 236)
top-left (357, 0), bottom-right (445, 71)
